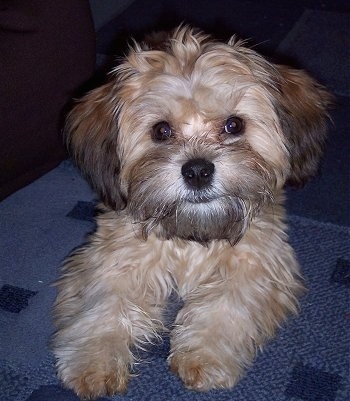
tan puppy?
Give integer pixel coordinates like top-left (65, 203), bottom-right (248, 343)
top-left (52, 26), bottom-right (331, 399)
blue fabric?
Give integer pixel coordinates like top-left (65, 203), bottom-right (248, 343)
top-left (26, 385), bottom-right (109, 401)
top-left (66, 200), bottom-right (97, 222)
top-left (0, 286), bottom-right (38, 314)
top-left (277, 10), bottom-right (350, 97)
top-left (285, 363), bottom-right (343, 401)
top-left (330, 259), bottom-right (350, 288)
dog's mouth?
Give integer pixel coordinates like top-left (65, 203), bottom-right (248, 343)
top-left (181, 188), bottom-right (220, 204)
top-left (184, 194), bottom-right (218, 204)
top-left (159, 195), bottom-right (250, 244)
top-left (129, 190), bottom-right (253, 244)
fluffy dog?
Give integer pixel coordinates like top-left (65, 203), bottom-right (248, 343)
top-left (52, 26), bottom-right (331, 399)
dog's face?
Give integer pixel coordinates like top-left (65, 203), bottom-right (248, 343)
top-left (66, 27), bottom-right (331, 244)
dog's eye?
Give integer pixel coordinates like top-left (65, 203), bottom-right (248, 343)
top-left (152, 121), bottom-right (173, 141)
top-left (223, 116), bottom-right (244, 135)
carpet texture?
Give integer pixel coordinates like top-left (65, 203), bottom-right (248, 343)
top-left (1, 3), bottom-right (349, 401)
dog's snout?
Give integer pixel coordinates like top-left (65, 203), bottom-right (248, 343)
top-left (181, 159), bottom-right (215, 189)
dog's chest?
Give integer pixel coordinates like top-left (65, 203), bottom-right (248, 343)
top-left (158, 239), bottom-right (234, 296)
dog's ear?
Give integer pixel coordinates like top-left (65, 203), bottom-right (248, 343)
top-left (65, 81), bottom-right (126, 210)
top-left (277, 65), bottom-right (333, 187)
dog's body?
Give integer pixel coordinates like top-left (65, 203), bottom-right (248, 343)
top-left (52, 26), bottom-right (331, 399)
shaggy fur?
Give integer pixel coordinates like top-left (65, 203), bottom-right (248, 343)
top-left (52, 26), bottom-right (331, 399)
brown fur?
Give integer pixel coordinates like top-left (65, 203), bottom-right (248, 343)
top-left (53, 26), bottom-right (331, 399)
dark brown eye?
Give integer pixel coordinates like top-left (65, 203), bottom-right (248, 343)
top-left (223, 116), bottom-right (244, 135)
top-left (152, 121), bottom-right (173, 141)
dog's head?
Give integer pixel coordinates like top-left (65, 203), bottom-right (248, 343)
top-left (66, 26), bottom-right (331, 243)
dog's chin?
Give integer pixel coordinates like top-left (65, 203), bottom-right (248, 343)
top-left (182, 192), bottom-right (218, 205)
top-left (130, 196), bottom-right (253, 244)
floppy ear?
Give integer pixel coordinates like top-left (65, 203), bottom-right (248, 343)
top-left (277, 65), bottom-right (333, 187)
top-left (65, 81), bottom-right (126, 210)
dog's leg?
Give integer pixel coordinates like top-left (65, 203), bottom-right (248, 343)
top-left (168, 247), bottom-right (302, 391)
top-left (52, 233), bottom-right (172, 399)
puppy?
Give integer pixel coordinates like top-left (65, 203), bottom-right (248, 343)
top-left (52, 26), bottom-right (331, 399)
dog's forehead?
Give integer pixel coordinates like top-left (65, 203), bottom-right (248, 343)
top-left (143, 77), bottom-right (255, 135)
top-left (167, 84), bottom-right (220, 119)
top-left (119, 43), bottom-right (283, 150)
top-left (142, 75), bottom-right (244, 120)
top-left (141, 49), bottom-right (266, 122)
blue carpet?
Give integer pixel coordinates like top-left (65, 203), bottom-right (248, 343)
top-left (0, 161), bottom-right (349, 401)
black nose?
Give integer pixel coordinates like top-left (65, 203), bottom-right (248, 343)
top-left (181, 158), bottom-right (215, 189)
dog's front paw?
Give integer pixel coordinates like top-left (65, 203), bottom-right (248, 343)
top-left (168, 351), bottom-right (243, 391)
top-left (63, 365), bottom-right (129, 399)
top-left (57, 350), bottom-right (131, 399)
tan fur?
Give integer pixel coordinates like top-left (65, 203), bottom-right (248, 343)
top-left (52, 26), bottom-right (331, 399)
